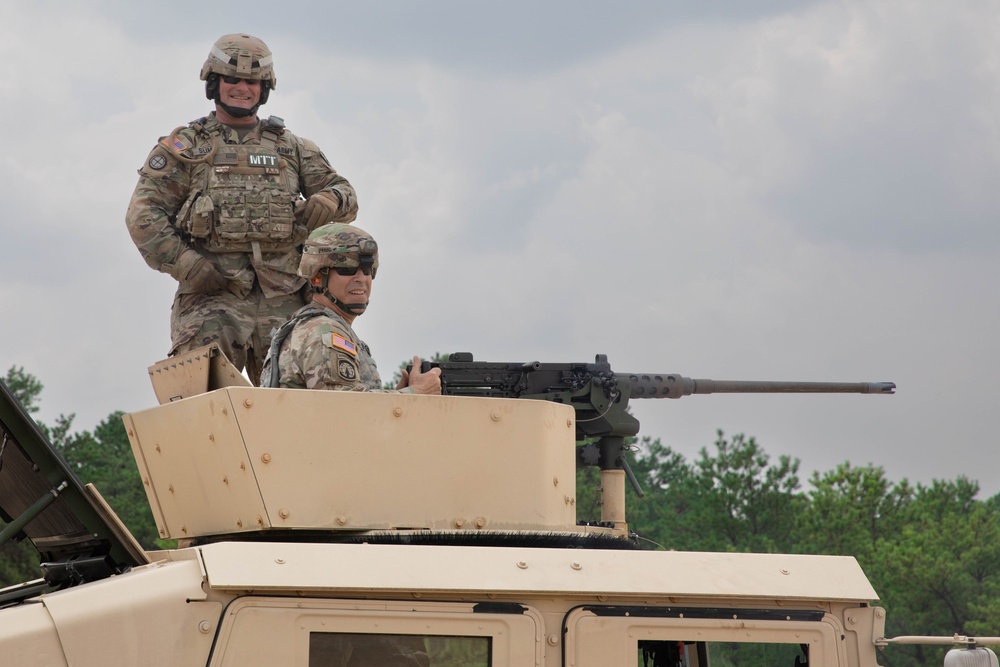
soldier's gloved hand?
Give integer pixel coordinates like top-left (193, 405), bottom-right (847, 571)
top-left (183, 257), bottom-right (228, 293)
top-left (301, 191), bottom-right (342, 230)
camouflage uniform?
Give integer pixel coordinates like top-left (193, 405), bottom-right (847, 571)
top-left (125, 112), bottom-right (358, 381)
top-left (261, 304), bottom-right (410, 393)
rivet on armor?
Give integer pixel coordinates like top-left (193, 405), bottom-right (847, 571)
top-left (155, 444), bottom-right (161, 452)
top-left (180, 525), bottom-right (187, 533)
top-left (571, 562), bottom-right (583, 570)
top-left (275, 558), bottom-right (285, 565)
top-left (240, 462), bottom-right (246, 470)
top-left (199, 620), bottom-right (212, 634)
top-left (261, 453), bottom-right (272, 463)
top-left (517, 561), bottom-right (528, 569)
top-left (553, 476), bottom-right (559, 487)
top-left (236, 519), bottom-right (242, 527)
top-left (208, 433), bottom-right (215, 442)
top-left (490, 410), bottom-right (501, 422)
top-left (279, 509), bottom-right (289, 519)
top-left (222, 476), bottom-right (229, 485)
top-left (454, 518), bottom-right (464, 528)
top-left (547, 634), bottom-right (559, 647)
top-left (243, 398), bottom-right (253, 408)
top-left (567, 418), bottom-right (572, 428)
top-left (127, 429), bottom-right (134, 436)
top-left (256, 516), bottom-right (264, 525)
top-left (337, 515), bottom-right (348, 525)
top-left (780, 568), bottom-right (790, 575)
top-left (143, 477), bottom-right (149, 486)
top-left (168, 484), bottom-right (174, 493)
top-left (475, 517), bottom-right (485, 528)
top-left (393, 407), bottom-right (403, 417)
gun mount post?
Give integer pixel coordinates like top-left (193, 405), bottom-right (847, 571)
top-left (592, 435), bottom-right (646, 536)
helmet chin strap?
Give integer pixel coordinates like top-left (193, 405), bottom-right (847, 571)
top-left (324, 290), bottom-right (368, 314)
top-left (217, 97), bottom-right (261, 118)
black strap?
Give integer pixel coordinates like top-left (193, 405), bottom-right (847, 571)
top-left (264, 306), bottom-right (327, 388)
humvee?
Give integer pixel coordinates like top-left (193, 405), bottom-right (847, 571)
top-left (1, 345), bottom-right (996, 666)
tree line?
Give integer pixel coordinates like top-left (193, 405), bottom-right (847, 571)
top-left (3, 366), bottom-right (999, 667)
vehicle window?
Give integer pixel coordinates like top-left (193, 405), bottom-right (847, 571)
top-left (309, 632), bottom-right (491, 667)
top-left (637, 640), bottom-right (808, 667)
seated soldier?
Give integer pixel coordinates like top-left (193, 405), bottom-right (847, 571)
top-left (261, 223), bottom-right (441, 394)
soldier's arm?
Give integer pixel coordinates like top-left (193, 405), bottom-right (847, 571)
top-left (289, 319), bottom-right (369, 392)
top-left (124, 139), bottom-right (202, 280)
top-left (297, 137), bottom-right (358, 225)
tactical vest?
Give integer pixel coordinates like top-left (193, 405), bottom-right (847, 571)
top-left (177, 117), bottom-right (306, 254)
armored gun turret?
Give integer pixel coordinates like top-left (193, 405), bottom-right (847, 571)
top-left (1, 343), bottom-right (996, 667)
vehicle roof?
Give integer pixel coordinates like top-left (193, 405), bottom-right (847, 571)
top-left (192, 540), bottom-right (879, 603)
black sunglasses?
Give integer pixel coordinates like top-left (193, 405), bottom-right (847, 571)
top-left (221, 75), bottom-right (261, 85)
top-left (331, 266), bottom-right (375, 277)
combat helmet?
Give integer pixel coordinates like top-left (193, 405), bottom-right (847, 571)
top-left (201, 33), bottom-right (276, 115)
top-left (300, 223), bottom-right (379, 314)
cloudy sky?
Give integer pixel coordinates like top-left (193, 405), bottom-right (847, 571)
top-left (2, 1), bottom-right (998, 496)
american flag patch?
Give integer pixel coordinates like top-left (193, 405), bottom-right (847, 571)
top-left (160, 136), bottom-right (191, 153)
top-left (328, 333), bottom-right (357, 356)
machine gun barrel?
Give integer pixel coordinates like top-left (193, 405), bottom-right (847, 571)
top-left (420, 354), bottom-right (895, 443)
top-left (622, 374), bottom-right (897, 399)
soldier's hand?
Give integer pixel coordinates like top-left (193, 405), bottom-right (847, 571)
top-left (184, 257), bottom-right (228, 293)
top-left (301, 191), bottom-right (342, 230)
top-left (398, 356), bottom-right (442, 395)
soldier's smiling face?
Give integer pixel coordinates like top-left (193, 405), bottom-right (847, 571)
top-left (218, 77), bottom-right (261, 113)
top-left (325, 267), bottom-right (373, 316)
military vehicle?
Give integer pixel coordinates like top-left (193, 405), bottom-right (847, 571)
top-left (1, 344), bottom-right (996, 666)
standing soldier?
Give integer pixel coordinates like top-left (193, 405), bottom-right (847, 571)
top-left (126, 33), bottom-right (358, 384)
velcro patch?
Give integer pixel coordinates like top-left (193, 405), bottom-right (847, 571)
top-left (325, 333), bottom-right (357, 356)
top-left (148, 154), bottom-right (167, 170)
top-left (338, 357), bottom-right (358, 381)
top-left (160, 135), bottom-right (191, 154)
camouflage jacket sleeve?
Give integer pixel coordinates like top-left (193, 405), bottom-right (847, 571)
top-left (124, 128), bottom-right (201, 279)
top-left (280, 316), bottom-right (367, 391)
top-left (279, 314), bottom-right (411, 393)
top-left (295, 135), bottom-right (359, 226)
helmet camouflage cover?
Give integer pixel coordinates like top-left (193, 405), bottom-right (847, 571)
top-left (298, 224), bottom-right (379, 281)
top-left (200, 33), bottom-right (277, 87)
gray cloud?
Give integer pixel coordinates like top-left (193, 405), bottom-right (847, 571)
top-left (2, 0), bottom-right (998, 497)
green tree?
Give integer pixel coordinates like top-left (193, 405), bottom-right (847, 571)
top-left (794, 463), bottom-right (912, 559)
top-left (873, 478), bottom-right (1000, 667)
top-left (686, 431), bottom-right (802, 552)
